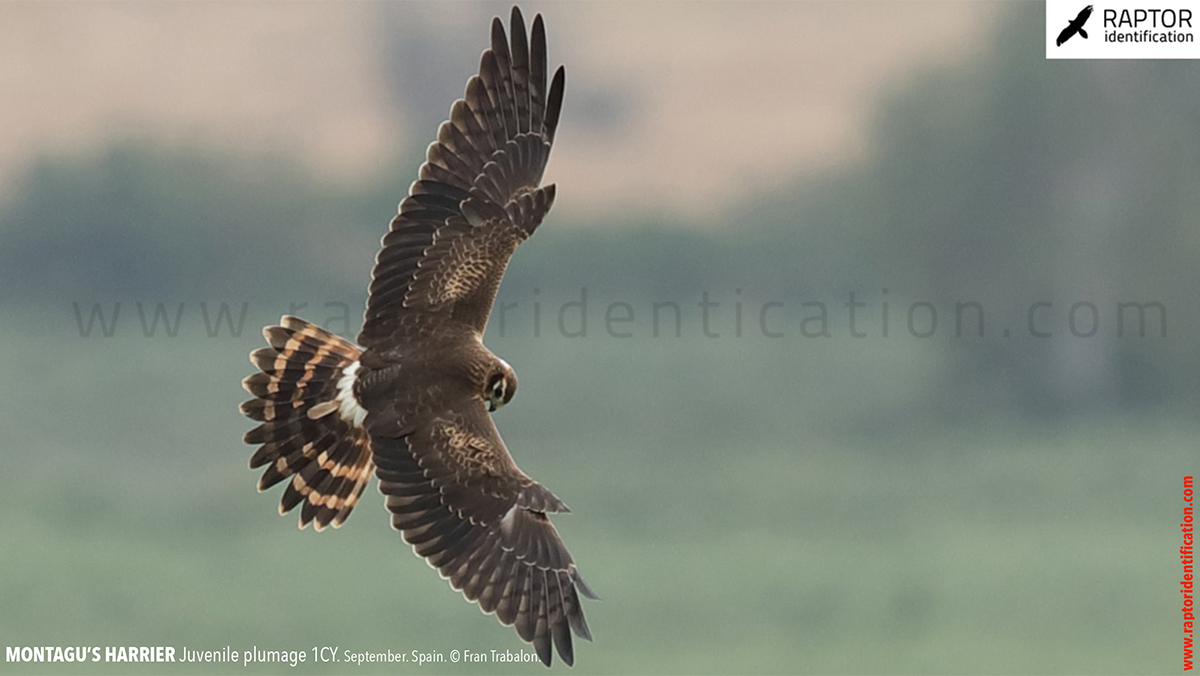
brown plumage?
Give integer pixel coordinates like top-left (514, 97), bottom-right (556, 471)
top-left (239, 6), bottom-right (593, 668)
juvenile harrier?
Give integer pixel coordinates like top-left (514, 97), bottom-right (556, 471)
top-left (239, 7), bottom-right (594, 667)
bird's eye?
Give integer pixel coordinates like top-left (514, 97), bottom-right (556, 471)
top-left (486, 373), bottom-right (505, 405)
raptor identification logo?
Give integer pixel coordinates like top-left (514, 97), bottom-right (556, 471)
top-left (1046, 0), bottom-right (1200, 58)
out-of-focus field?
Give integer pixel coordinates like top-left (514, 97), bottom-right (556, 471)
top-left (0, 319), bottom-right (1184, 674)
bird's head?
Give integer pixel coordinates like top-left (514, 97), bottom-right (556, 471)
top-left (485, 358), bottom-right (518, 412)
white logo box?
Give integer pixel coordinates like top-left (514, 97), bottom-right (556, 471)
top-left (1047, 0), bottom-right (1200, 59)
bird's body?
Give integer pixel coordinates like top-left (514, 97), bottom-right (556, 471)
top-left (239, 7), bottom-right (593, 667)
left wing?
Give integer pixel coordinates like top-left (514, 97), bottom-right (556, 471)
top-left (369, 391), bottom-right (595, 667)
top-left (360, 7), bottom-right (565, 346)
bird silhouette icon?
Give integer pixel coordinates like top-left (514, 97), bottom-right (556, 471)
top-left (1057, 5), bottom-right (1094, 46)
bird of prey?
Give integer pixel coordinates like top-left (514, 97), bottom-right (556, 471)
top-left (239, 7), bottom-right (594, 667)
top-left (1056, 5), bottom-right (1094, 46)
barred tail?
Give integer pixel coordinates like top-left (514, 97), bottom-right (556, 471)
top-left (239, 316), bottom-right (373, 531)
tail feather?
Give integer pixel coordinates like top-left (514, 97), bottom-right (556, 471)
top-left (240, 316), bottom-right (373, 531)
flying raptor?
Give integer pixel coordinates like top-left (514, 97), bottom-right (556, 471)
top-left (1056, 4), bottom-right (1094, 46)
top-left (239, 7), bottom-right (594, 667)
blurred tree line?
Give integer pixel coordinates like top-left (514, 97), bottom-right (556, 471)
top-left (736, 3), bottom-right (1200, 419)
top-left (2, 4), bottom-right (1196, 421)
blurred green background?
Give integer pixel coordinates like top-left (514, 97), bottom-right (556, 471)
top-left (1, 2), bottom-right (1195, 674)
